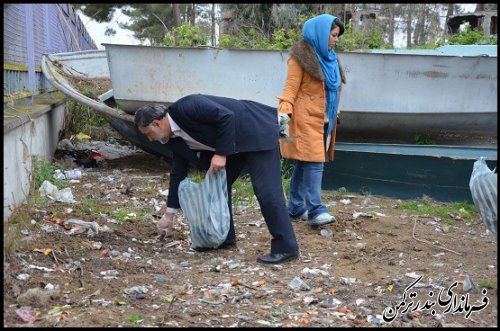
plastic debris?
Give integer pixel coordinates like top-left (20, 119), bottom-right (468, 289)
top-left (288, 277), bottom-right (311, 291)
top-left (39, 181), bottom-right (76, 203)
top-left (64, 169), bottom-right (82, 180)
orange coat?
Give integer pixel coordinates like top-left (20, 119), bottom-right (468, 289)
top-left (277, 41), bottom-right (343, 162)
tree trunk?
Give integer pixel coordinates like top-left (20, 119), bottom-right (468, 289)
top-left (387, 3), bottom-right (395, 47)
top-left (426, 4), bottom-right (441, 44)
top-left (406, 4), bottom-right (412, 48)
top-left (211, 3), bottom-right (216, 46)
top-left (413, 4), bottom-right (425, 45)
top-left (173, 4), bottom-right (181, 27)
top-left (443, 3), bottom-right (454, 40)
top-left (188, 4), bottom-right (195, 26)
top-left (350, 4), bottom-right (360, 32)
top-left (220, 4), bottom-right (236, 35)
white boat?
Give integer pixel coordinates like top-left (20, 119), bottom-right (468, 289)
top-left (41, 45), bottom-right (497, 202)
top-left (103, 43), bottom-right (497, 145)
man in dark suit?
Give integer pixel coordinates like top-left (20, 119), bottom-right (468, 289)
top-left (134, 94), bottom-right (300, 264)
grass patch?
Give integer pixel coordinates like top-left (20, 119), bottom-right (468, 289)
top-left (125, 315), bottom-right (144, 324)
top-left (232, 174), bottom-right (256, 213)
top-left (398, 197), bottom-right (476, 224)
top-left (413, 132), bottom-right (437, 145)
top-left (478, 279), bottom-right (497, 290)
top-left (323, 187), bottom-right (354, 200)
top-left (3, 214), bottom-right (29, 262)
top-left (63, 100), bottom-right (112, 141)
top-left (32, 157), bottom-right (67, 192)
top-left (112, 208), bottom-right (150, 222)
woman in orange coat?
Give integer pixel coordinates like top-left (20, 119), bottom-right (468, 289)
top-left (278, 14), bottom-right (345, 226)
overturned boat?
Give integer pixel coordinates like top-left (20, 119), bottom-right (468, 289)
top-left (41, 44), bottom-right (497, 202)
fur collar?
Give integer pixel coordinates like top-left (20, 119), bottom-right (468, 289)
top-left (289, 40), bottom-right (324, 81)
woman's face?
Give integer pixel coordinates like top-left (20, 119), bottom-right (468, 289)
top-left (328, 26), bottom-right (341, 50)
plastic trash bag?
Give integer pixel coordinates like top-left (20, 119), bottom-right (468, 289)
top-left (178, 169), bottom-right (230, 250)
top-left (469, 157), bottom-right (497, 241)
top-left (278, 114), bottom-right (291, 139)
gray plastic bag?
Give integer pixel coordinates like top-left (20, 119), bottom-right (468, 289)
top-left (469, 157), bottom-right (497, 241)
top-left (178, 169), bottom-right (230, 250)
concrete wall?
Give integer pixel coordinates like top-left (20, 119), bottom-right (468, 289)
top-left (4, 3), bottom-right (95, 221)
top-left (3, 92), bottom-right (67, 221)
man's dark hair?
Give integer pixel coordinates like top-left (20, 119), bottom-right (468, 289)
top-left (134, 104), bottom-right (168, 128)
top-left (333, 17), bottom-right (345, 36)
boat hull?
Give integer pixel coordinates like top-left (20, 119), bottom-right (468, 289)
top-left (323, 143), bottom-right (497, 203)
top-left (103, 44), bottom-right (497, 145)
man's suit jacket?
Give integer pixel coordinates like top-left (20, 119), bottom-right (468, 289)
top-left (164, 94), bottom-right (280, 209)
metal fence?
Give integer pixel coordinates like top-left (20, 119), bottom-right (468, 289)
top-left (3, 3), bottom-right (97, 100)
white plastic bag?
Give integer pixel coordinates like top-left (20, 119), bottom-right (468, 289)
top-left (469, 157), bottom-right (497, 241)
top-left (178, 169), bottom-right (230, 249)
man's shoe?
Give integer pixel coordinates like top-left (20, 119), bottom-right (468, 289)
top-left (291, 211), bottom-right (308, 222)
top-left (219, 241), bottom-right (237, 250)
top-left (308, 213), bottom-right (335, 226)
top-left (257, 252), bottom-right (299, 264)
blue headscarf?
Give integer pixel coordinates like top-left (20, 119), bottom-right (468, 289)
top-left (302, 14), bottom-right (341, 138)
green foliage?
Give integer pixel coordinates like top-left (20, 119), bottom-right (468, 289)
top-left (219, 29), bottom-right (273, 50)
top-left (162, 22), bottom-right (209, 47)
top-left (32, 158), bottom-right (66, 191)
top-left (125, 315), bottom-right (144, 324)
top-left (120, 4), bottom-right (178, 46)
top-left (336, 22), bottom-right (391, 51)
top-left (478, 279), bottom-right (497, 289)
top-left (448, 24), bottom-right (497, 45)
top-left (64, 100), bottom-right (109, 140)
top-left (113, 208), bottom-right (145, 222)
top-left (232, 174), bottom-right (256, 213)
top-left (269, 28), bottom-right (300, 50)
top-left (398, 198), bottom-right (476, 224)
top-left (187, 170), bottom-right (205, 183)
top-left (413, 133), bottom-right (437, 145)
top-left (410, 42), bottom-right (441, 50)
top-left (75, 4), bottom-right (122, 23)
top-left (280, 158), bottom-right (294, 196)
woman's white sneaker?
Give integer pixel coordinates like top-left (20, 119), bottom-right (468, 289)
top-left (291, 211), bottom-right (308, 222)
top-left (308, 213), bottom-right (335, 226)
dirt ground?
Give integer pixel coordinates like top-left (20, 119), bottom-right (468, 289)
top-left (3, 146), bottom-right (498, 328)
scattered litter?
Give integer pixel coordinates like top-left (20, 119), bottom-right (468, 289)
top-left (405, 272), bottom-right (421, 279)
top-left (320, 229), bottom-right (333, 237)
top-left (28, 265), bottom-right (55, 272)
top-left (65, 218), bottom-right (103, 234)
top-left (124, 286), bottom-right (149, 295)
top-left (15, 308), bottom-right (39, 324)
top-left (39, 180), bottom-right (76, 203)
top-left (64, 169), bottom-right (82, 180)
top-left (100, 270), bottom-right (120, 277)
top-left (288, 277), bottom-right (311, 291)
top-left (462, 273), bottom-right (474, 292)
top-left (301, 267), bottom-right (329, 276)
top-left (16, 273), bottom-right (30, 281)
top-left (340, 277), bottom-right (356, 285)
top-left (53, 169), bottom-right (65, 180)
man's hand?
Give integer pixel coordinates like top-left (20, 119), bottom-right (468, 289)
top-left (157, 212), bottom-right (174, 238)
top-left (208, 154), bottom-right (226, 174)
